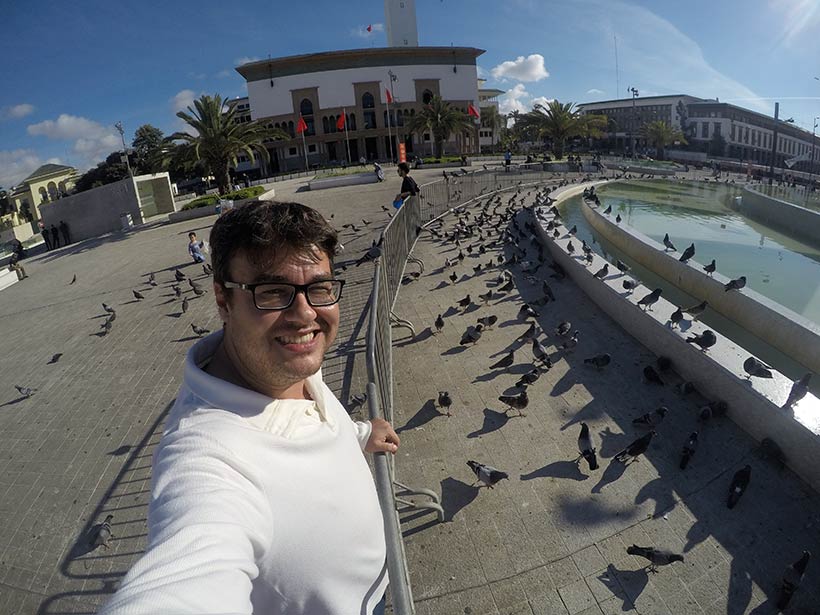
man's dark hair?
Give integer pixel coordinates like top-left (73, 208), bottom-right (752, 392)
top-left (210, 200), bottom-right (337, 289)
top-left (397, 162), bottom-right (410, 174)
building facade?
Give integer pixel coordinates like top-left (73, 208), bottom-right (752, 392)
top-left (8, 163), bottom-right (79, 222)
top-left (478, 80), bottom-right (504, 151)
top-left (235, 46), bottom-right (484, 172)
top-left (578, 95), bottom-right (818, 173)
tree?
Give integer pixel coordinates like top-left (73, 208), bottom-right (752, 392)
top-left (708, 133), bottom-right (727, 157)
top-left (132, 124), bottom-right (165, 174)
top-left (516, 100), bottom-right (585, 159)
top-left (165, 94), bottom-right (289, 195)
top-left (74, 151), bottom-right (129, 193)
top-left (639, 120), bottom-right (687, 160)
top-left (406, 95), bottom-right (473, 159)
top-left (578, 113), bottom-right (608, 149)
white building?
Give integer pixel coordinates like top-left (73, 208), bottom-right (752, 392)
top-left (478, 79), bottom-right (504, 152)
top-left (235, 46), bottom-right (484, 172)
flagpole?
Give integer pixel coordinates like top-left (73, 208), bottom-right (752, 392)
top-left (343, 107), bottom-right (351, 165)
top-left (386, 89), bottom-right (395, 164)
top-left (301, 124), bottom-right (309, 171)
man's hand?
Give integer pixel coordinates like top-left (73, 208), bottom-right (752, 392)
top-left (365, 418), bottom-right (400, 454)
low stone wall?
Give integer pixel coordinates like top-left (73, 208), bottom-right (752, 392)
top-left (308, 173), bottom-right (379, 191)
top-left (737, 186), bottom-right (820, 248)
top-left (167, 188), bottom-right (276, 223)
top-left (541, 183), bottom-right (820, 491)
top-left (580, 199), bottom-right (820, 376)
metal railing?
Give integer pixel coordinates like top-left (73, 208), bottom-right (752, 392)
top-left (363, 169), bottom-right (579, 613)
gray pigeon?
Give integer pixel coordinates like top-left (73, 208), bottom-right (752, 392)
top-left (622, 279), bottom-right (637, 293)
top-left (490, 352), bottom-right (515, 370)
top-left (191, 323), bottom-right (210, 337)
top-left (577, 423), bottom-right (598, 471)
top-left (669, 307), bottom-right (683, 329)
top-left (614, 431), bottom-right (656, 464)
top-left (89, 514), bottom-right (114, 550)
top-left (724, 276), bottom-right (746, 292)
top-left (498, 390), bottom-right (529, 417)
top-left (637, 288), bottom-right (662, 311)
top-left (678, 243), bottom-right (695, 262)
top-left (559, 331), bottom-right (579, 351)
top-left (683, 300), bottom-right (707, 320)
top-left (438, 391), bottom-right (453, 416)
top-left (14, 385), bottom-right (36, 398)
top-left (686, 330), bottom-right (717, 351)
top-left (583, 353), bottom-right (611, 369)
top-left (554, 321), bottom-right (572, 337)
top-left (743, 357), bottom-right (773, 380)
top-left (181, 297), bottom-right (189, 313)
top-left (703, 259), bottom-right (716, 276)
top-left (434, 314), bottom-right (444, 334)
top-left (132, 289), bottom-right (144, 300)
top-left (460, 324), bottom-right (484, 346)
top-left (467, 460), bottom-right (509, 489)
top-left (532, 338), bottom-right (550, 364)
top-left (593, 264), bottom-right (609, 279)
top-left (102, 303), bottom-right (115, 314)
top-left (782, 373), bottom-right (811, 410)
top-left (632, 406), bottom-right (668, 428)
top-left (662, 233), bottom-right (676, 252)
top-left (626, 545), bottom-right (684, 572)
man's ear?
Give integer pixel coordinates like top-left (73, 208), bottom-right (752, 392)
top-left (213, 282), bottom-right (230, 322)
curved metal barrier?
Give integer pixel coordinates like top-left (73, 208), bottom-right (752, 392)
top-left (363, 170), bottom-right (578, 613)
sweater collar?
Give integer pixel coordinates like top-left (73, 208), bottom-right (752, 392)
top-left (184, 330), bottom-right (335, 428)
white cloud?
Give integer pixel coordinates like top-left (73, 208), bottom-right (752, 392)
top-left (491, 54), bottom-right (549, 82)
top-left (531, 96), bottom-right (554, 108)
top-left (350, 23), bottom-right (384, 39)
top-left (586, 88), bottom-right (604, 95)
top-left (235, 56), bottom-right (261, 66)
top-left (26, 114), bottom-right (125, 168)
top-left (170, 89), bottom-right (197, 114)
top-left (216, 69), bottom-right (233, 78)
top-left (0, 149), bottom-right (62, 188)
top-left (498, 84), bottom-right (552, 117)
top-left (3, 103), bottom-right (34, 119)
top-left (477, 65), bottom-right (488, 79)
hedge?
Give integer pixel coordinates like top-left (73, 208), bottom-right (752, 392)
top-left (181, 186), bottom-right (265, 210)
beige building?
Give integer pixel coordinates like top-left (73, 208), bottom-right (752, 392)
top-left (478, 80), bottom-right (504, 152)
top-left (8, 163), bottom-right (79, 222)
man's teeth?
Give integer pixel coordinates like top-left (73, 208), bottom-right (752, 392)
top-left (279, 333), bottom-right (315, 344)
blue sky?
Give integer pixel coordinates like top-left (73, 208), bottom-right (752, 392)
top-left (2, 0), bottom-right (819, 188)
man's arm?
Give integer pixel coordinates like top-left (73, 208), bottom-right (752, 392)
top-left (99, 433), bottom-right (272, 614)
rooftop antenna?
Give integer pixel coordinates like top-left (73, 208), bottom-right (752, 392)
top-left (614, 34), bottom-right (620, 98)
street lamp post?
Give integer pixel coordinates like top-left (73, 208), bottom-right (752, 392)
top-left (810, 116), bottom-right (819, 193)
top-left (767, 103), bottom-right (780, 186)
top-left (629, 87), bottom-right (639, 158)
top-left (114, 121), bottom-right (133, 178)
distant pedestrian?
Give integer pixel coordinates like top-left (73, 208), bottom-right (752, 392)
top-left (37, 220), bottom-right (51, 250)
top-left (50, 225), bottom-right (60, 249)
top-left (504, 149), bottom-right (512, 171)
top-left (8, 253), bottom-right (28, 281)
top-left (188, 232), bottom-right (206, 264)
top-left (59, 220), bottom-right (71, 245)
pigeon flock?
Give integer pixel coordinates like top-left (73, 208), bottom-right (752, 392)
top-left (397, 180), bottom-right (814, 607)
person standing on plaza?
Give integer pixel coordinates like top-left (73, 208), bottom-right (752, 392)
top-left (8, 252), bottom-right (28, 281)
top-left (38, 220), bottom-right (51, 250)
top-left (395, 162), bottom-right (419, 204)
top-left (187, 231), bottom-right (206, 264)
top-left (59, 220), bottom-right (71, 245)
top-left (100, 200), bottom-right (399, 614)
top-left (50, 224), bottom-right (60, 249)
top-left (504, 148), bottom-right (512, 171)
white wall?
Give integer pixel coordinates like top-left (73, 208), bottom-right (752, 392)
top-left (248, 63), bottom-right (479, 118)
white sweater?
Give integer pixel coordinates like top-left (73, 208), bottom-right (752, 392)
top-left (100, 331), bottom-right (388, 614)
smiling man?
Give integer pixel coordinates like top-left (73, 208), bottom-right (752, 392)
top-left (101, 201), bottom-right (399, 615)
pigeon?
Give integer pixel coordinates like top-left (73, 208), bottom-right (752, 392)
top-left (703, 259), bottom-right (716, 276)
top-left (603, 205), bottom-right (612, 215)
top-left (434, 314), bottom-right (444, 334)
top-left (584, 353), bottom-right (611, 370)
top-left (14, 385), bottom-right (36, 398)
top-left (632, 406), bottom-right (668, 428)
top-left (102, 303), bottom-right (115, 314)
top-left (567, 241), bottom-right (575, 255)
top-left (637, 288), bottom-right (662, 311)
top-left (449, 271), bottom-right (458, 284)
top-left (782, 373), bottom-right (812, 410)
top-left (593, 264), bottom-right (609, 279)
top-left (498, 390), bottom-right (529, 417)
top-left (181, 297), bottom-right (189, 313)
top-left (626, 545), bottom-right (684, 572)
top-left (622, 279), bottom-right (637, 293)
top-left (47, 353), bottom-right (63, 365)
top-left (743, 356), bottom-right (773, 380)
top-left (669, 307), bottom-right (684, 329)
top-left (438, 391), bottom-right (453, 416)
top-left (662, 233), bottom-right (676, 252)
top-left (569, 224), bottom-right (577, 236)
top-left (175, 270), bottom-right (186, 281)
top-left (132, 289), bottom-right (144, 300)
top-left (678, 243), bottom-right (695, 262)
top-left (188, 278), bottom-right (199, 289)
top-left (518, 322), bottom-right (537, 342)
top-left (460, 324), bottom-right (484, 346)
top-left (724, 276), bottom-right (746, 292)
top-left (615, 214), bottom-right (622, 223)
top-left (516, 367), bottom-right (544, 387)
top-left (349, 394), bottom-right (367, 410)
top-left (89, 514), bottom-right (114, 550)
top-left (554, 321), bottom-right (572, 337)
top-left (477, 314), bottom-right (498, 330)
top-left (698, 400), bottom-right (728, 423)
top-left (478, 290), bottom-right (493, 304)
top-left (777, 551), bottom-right (812, 610)
top-left (577, 423), bottom-right (598, 471)
top-left (69, 274), bottom-right (77, 285)
top-left (680, 432), bottom-right (698, 469)
top-left (203, 263), bottom-right (213, 275)
top-left (683, 300), bottom-right (708, 320)
top-left (584, 251), bottom-right (594, 265)
top-left (191, 323), bottom-right (210, 337)
top-left (100, 319), bottom-right (113, 335)
top-left (686, 330), bottom-right (717, 352)
top-left (519, 304), bottom-right (539, 320)
top-left (643, 365), bottom-right (664, 385)
top-left (467, 460), bottom-right (509, 489)
top-left (148, 278), bottom-right (158, 287)
top-left (193, 287), bottom-right (206, 296)
top-left (727, 465), bottom-right (751, 509)
top-left (490, 352), bottom-right (515, 370)
top-left (499, 279), bottom-right (515, 293)
top-left (559, 331), bottom-right (579, 352)
top-left (456, 294), bottom-right (472, 310)
top-left (615, 259), bottom-right (630, 274)
top-left (532, 338), bottom-right (550, 364)
top-left (172, 285), bottom-right (182, 297)
top-left (614, 431), bottom-right (656, 464)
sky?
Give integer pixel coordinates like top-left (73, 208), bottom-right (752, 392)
top-left (2, 0), bottom-right (820, 188)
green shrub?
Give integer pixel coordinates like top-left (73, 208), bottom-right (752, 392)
top-left (180, 186), bottom-right (265, 210)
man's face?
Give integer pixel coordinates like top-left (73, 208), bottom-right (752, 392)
top-left (214, 247), bottom-right (340, 397)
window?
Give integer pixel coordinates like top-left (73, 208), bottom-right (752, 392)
top-left (300, 99), bottom-right (314, 116)
top-left (701, 122), bottom-right (709, 138)
top-left (348, 113), bottom-right (356, 130)
top-left (422, 89), bottom-right (433, 105)
top-left (362, 92), bottom-right (376, 129)
top-left (322, 117), bottom-right (329, 134)
top-left (423, 133), bottom-right (430, 142)
top-left (308, 144), bottom-right (317, 153)
top-left (288, 147), bottom-right (297, 155)
top-left (713, 122), bottom-right (721, 137)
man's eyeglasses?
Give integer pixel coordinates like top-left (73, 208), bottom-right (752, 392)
top-left (222, 279), bottom-right (345, 310)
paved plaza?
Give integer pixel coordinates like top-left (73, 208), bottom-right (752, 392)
top-left (0, 169), bottom-right (818, 615)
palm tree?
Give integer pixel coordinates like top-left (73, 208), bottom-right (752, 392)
top-left (406, 95), bottom-right (473, 159)
top-left (165, 94), bottom-right (289, 194)
top-left (516, 100), bottom-right (585, 159)
top-left (640, 120), bottom-right (686, 160)
top-left (578, 114), bottom-right (608, 149)
top-left (480, 106), bottom-right (502, 152)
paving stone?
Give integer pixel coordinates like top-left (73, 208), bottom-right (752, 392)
top-left (556, 577), bottom-right (596, 614)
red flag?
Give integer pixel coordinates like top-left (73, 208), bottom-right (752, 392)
top-left (336, 114), bottom-right (346, 131)
top-left (468, 104), bottom-right (480, 118)
top-left (385, 89), bottom-right (393, 104)
top-left (366, 24), bottom-right (372, 32)
top-left (296, 116), bottom-right (308, 134)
